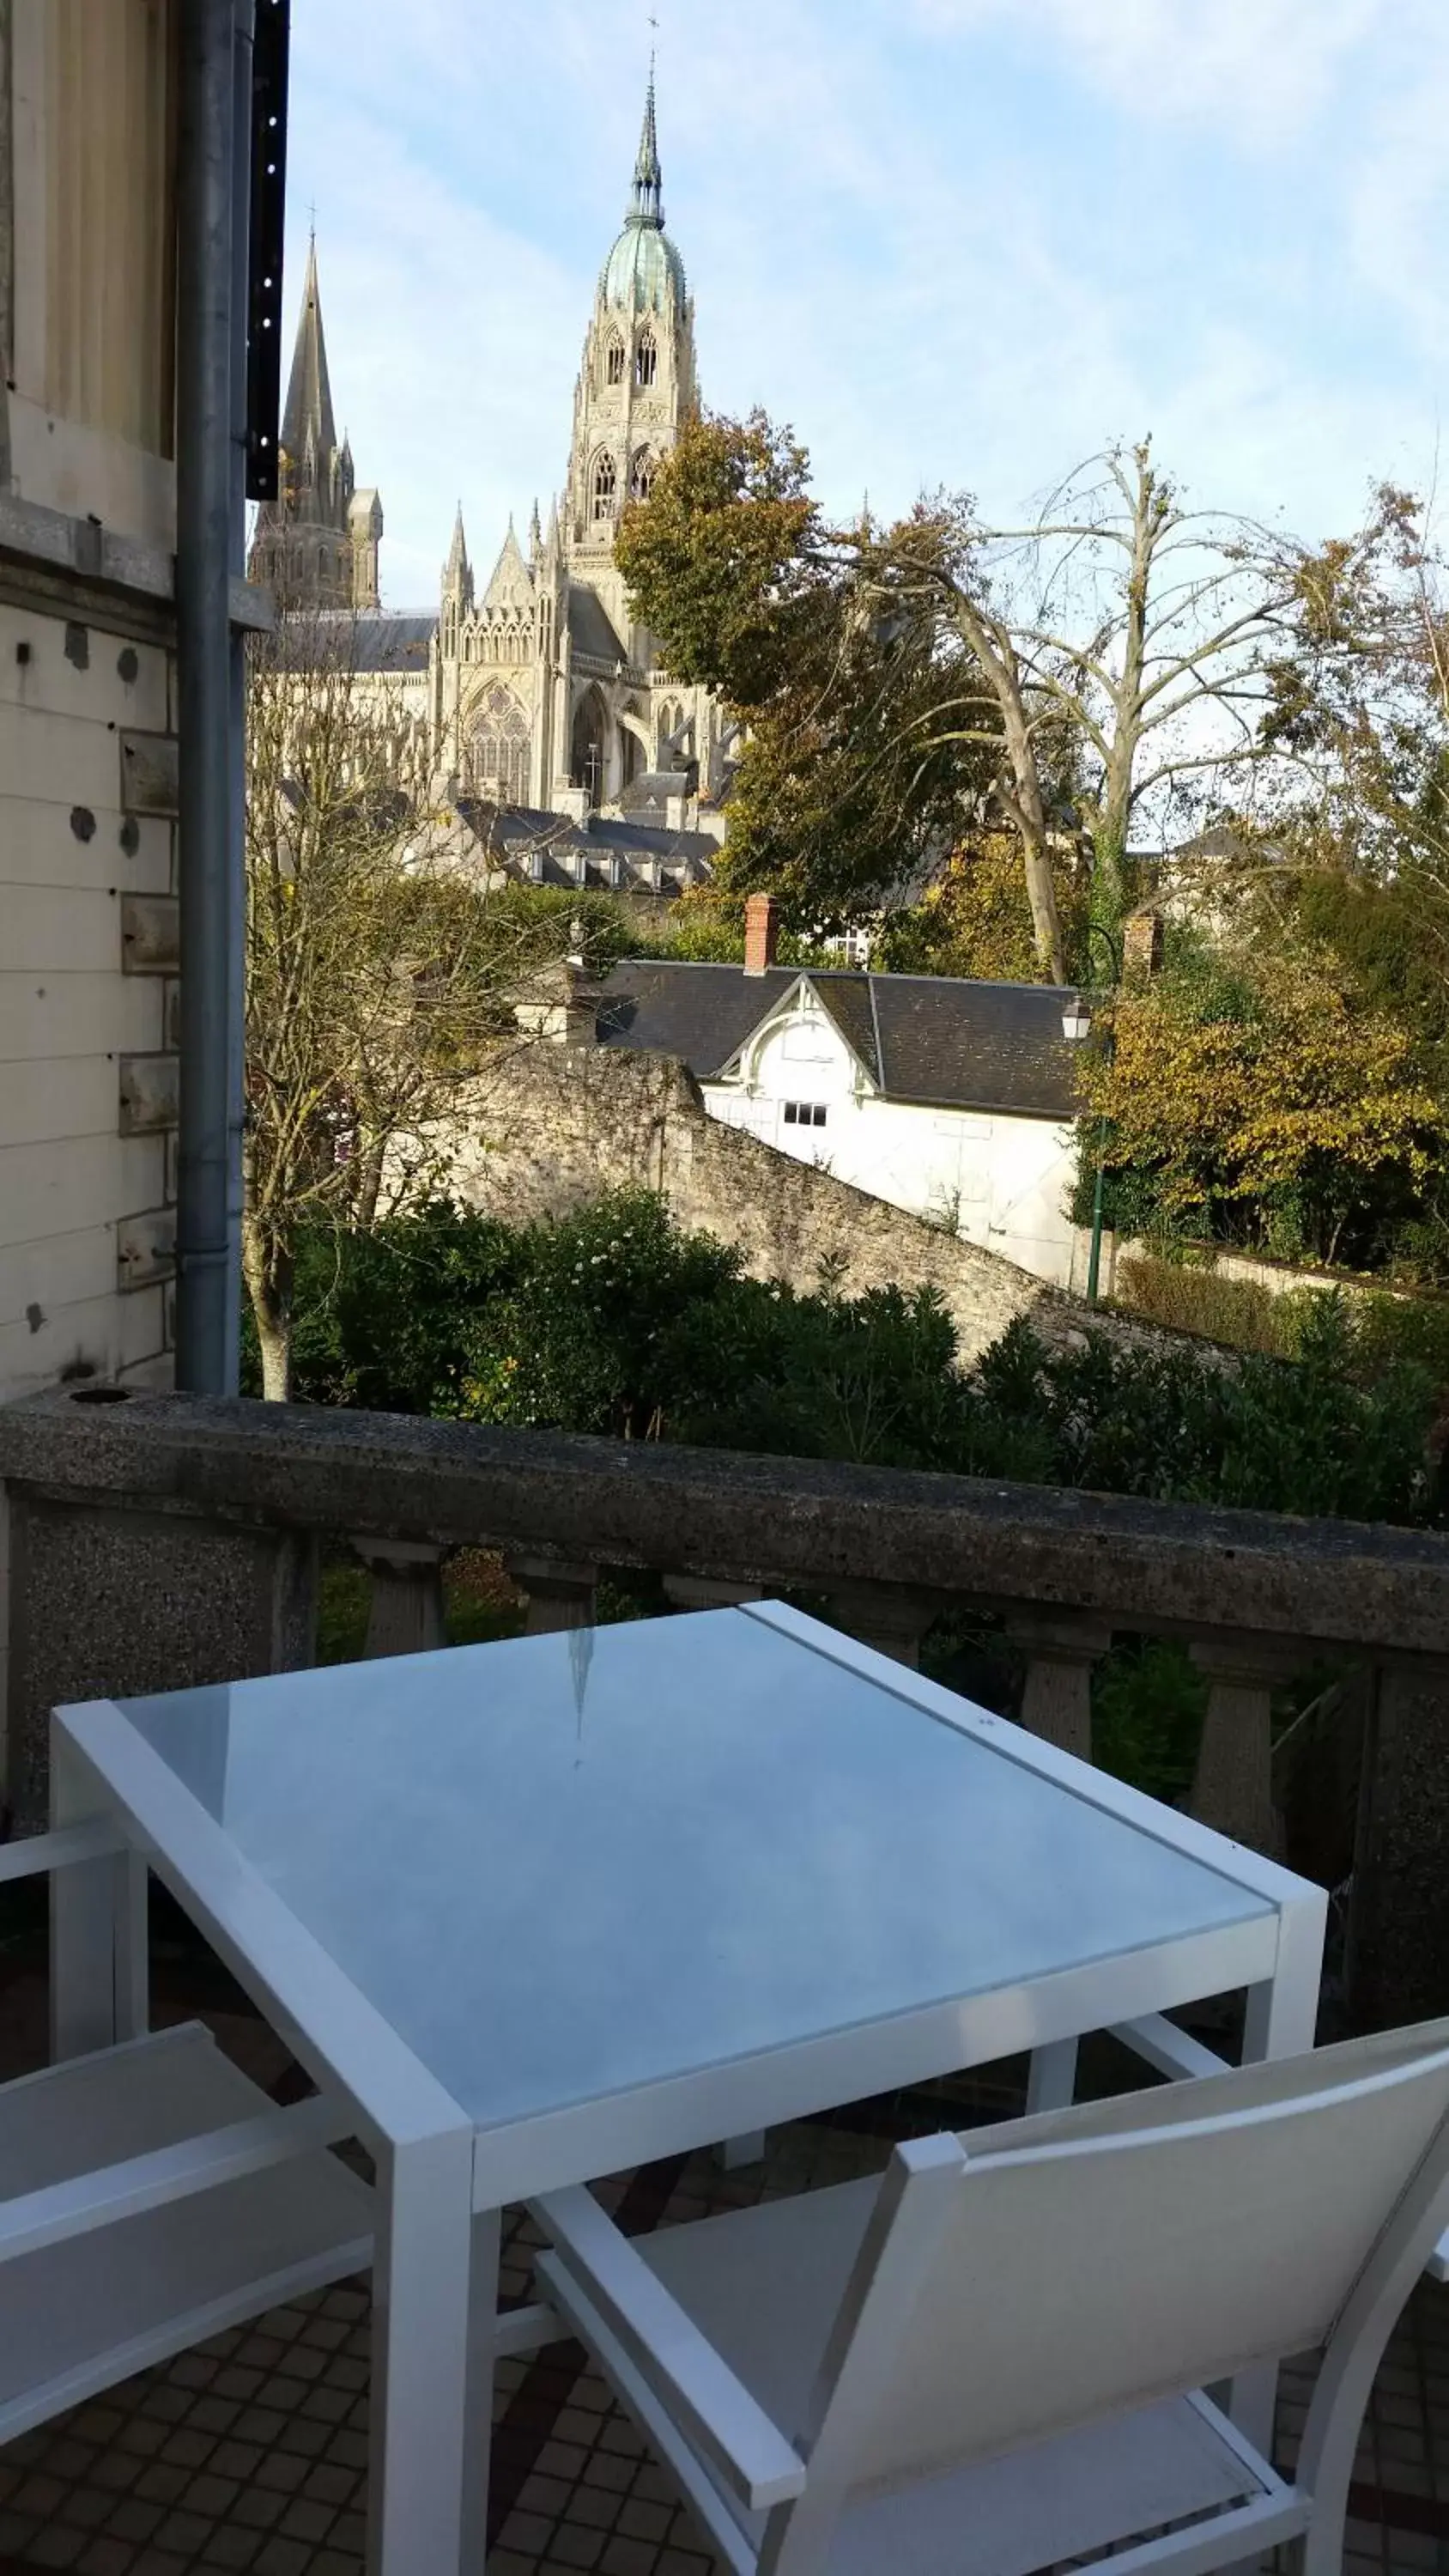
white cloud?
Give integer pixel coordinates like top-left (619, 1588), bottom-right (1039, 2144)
top-left (1346, 48), bottom-right (1449, 368)
top-left (277, 1), bottom-right (1449, 606)
top-left (907, 0), bottom-right (1385, 147)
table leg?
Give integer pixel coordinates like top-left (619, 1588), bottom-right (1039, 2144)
top-left (49, 1736), bottom-right (146, 2061)
top-left (368, 2125), bottom-right (476, 2574)
top-left (1027, 2038), bottom-right (1079, 2114)
top-left (1230, 1890), bottom-right (1329, 2454)
top-left (462, 2206), bottom-right (502, 2568)
top-left (715, 2132), bottom-right (767, 2170)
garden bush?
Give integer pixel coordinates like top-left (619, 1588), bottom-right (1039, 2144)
top-left (251, 1192), bottom-right (1445, 1527)
top-left (1115, 1254), bottom-right (1294, 1356)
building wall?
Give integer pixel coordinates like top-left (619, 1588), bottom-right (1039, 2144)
top-left (0, 0), bottom-right (179, 1402)
top-left (0, 602), bottom-right (178, 1398)
top-left (703, 987), bottom-right (1078, 1288)
top-left (7, 0), bottom-right (176, 550)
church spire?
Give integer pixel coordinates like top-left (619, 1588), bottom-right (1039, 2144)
top-left (626, 59), bottom-right (664, 229)
top-left (281, 233), bottom-right (337, 463)
top-left (444, 500), bottom-right (470, 593)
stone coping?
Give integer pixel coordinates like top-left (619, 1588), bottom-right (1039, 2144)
top-left (3, 1388), bottom-right (1449, 1660)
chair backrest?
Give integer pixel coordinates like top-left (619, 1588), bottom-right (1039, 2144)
top-left (808, 2018), bottom-right (1449, 2494)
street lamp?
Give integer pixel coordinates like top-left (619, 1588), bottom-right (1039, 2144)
top-left (1061, 925), bottom-right (1124, 1307)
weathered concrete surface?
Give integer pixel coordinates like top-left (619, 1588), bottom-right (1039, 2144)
top-left (1349, 1668), bottom-right (1449, 2028)
top-left (4, 1385), bottom-right (1449, 1656)
top-left (3, 1473), bottom-right (313, 1828)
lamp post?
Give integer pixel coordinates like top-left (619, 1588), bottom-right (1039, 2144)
top-left (1062, 925), bottom-right (1124, 1308)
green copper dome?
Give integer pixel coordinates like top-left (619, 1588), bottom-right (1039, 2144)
top-left (599, 69), bottom-right (686, 314)
top-left (601, 220), bottom-right (686, 314)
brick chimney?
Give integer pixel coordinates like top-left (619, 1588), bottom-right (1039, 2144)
top-left (743, 892), bottom-right (779, 976)
top-left (1123, 907), bottom-right (1164, 984)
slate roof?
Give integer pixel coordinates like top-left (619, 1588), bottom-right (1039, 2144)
top-left (594, 961), bottom-right (1082, 1118)
top-left (434, 801), bottom-right (718, 896)
top-left (567, 586), bottom-right (629, 666)
top-left (337, 611), bottom-right (437, 672)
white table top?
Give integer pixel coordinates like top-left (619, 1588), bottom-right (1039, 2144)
top-left (72, 1604), bottom-right (1285, 2171)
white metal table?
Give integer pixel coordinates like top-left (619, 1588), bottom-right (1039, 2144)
top-left (52, 1600), bottom-right (1326, 2574)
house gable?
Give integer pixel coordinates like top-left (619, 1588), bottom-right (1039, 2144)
top-left (716, 975), bottom-right (881, 1098)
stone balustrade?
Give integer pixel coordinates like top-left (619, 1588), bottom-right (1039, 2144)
top-left (3, 1383), bottom-right (1449, 2027)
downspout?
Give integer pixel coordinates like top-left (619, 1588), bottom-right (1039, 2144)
top-left (175, 0), bottom-right (252, 1391)
top-left (225, 0), bottom-right (255, 1375)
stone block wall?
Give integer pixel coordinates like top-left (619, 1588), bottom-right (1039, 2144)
top-left (446, 1046), bottom-right (1119, 1363)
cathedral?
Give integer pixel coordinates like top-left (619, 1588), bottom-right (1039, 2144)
top-left (252, 73), bottom-right (732, 840)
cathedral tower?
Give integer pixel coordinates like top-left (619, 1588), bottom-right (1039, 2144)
top-left (562, 67), bottom-right (695, 648)
top-left (418, 64), bottom-right (728, 822)
top-left (249, 237), bottom-right (382, 611)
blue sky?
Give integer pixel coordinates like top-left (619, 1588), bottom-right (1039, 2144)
top-left (284, 0), bottom-right (1449, 606)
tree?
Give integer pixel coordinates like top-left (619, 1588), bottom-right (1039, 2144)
top-left (1080, 942), bottom-right (1444, 1267)
top-left (858, 445), bottom-right (1316, 936)
top-left (621, 419), bottom-right (1318, 978)
top-left (618, 416), bottom-right (1008, 943)
top-left (243, 608), bottom-right (576, 1398)
top-left (874, 831), bottom-right (1089, 984)
top-left (615, 409), bottom-right (823, 709)
top-left (1208, 486), bottom-right (1449, 1271)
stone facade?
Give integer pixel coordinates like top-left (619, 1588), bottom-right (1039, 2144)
top-left (248, 236), bottom-right (382, 612)
top-left (433, 75), bottom-right (731, 821)
top-left (257, 73), bottom-right (733, 829)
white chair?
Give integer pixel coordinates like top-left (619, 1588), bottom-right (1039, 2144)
top-left (0, 1829), bottom-right (373, 2443)
top-left (531, 2017), bottom-right (1449, 2576)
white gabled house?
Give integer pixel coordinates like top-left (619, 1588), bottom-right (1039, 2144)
top-left (593, 903), bottom-right (1086, 1288)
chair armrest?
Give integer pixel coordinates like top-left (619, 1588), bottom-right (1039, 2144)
top-left (0, 2093), bottom-right (358, 2263)
top-left (0, 1820), bottom-right (126, 1885)
top-left (1110, 2013), bottom-right (1230, 2083)
top-left (532, 2185), bottom-right (806, 2512)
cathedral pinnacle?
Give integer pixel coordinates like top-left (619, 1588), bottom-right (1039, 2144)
top-left (281, 232), bottom-right (337, 463)
top-left (627, 60), bottom-right (664, 229)
top-left (443, 502), bottom-right (471, 603)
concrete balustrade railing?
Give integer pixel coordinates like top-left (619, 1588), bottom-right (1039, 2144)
top-left (3, 1384), bottom-right (1448, 2027)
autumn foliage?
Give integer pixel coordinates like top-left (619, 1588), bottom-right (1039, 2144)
top-left (1082, 948), bottom-right (1444, 1265)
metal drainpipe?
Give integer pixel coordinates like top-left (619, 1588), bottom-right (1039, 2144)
top-left (175, 0), bottom-right (252, 1392)
top-left (226, 0), bottom-right (256, 1376)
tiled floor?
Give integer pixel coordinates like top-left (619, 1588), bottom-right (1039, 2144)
top-left (0, 1960), bottom-right (1446, 2573)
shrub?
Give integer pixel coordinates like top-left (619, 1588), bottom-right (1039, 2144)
top-left (252, 1194), bottom-right (1443, 1527)
top-left (1115, 1255), bottom-right (1291, 1355)
top-left (973, 1303), bottom-right (1435, 1523)
top-left (240, 1200), bottom-right (524, 1413)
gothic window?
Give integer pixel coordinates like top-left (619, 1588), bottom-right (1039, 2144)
top-left (466, 683), bottom-right (530, 805)
top-left (572, 688), bottom-right (609, 807)
top-left (605, 335), bottom-right (626, 386)
top-left (629, 450), bottom-right (654, 505)
top-left (591, 453), bottom-right (617, 522)
top-left (635, 330), bottom-right (658, 389)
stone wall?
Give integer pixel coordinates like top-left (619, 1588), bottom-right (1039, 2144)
top-left (441, 1044), bottom-right (1134, 1364)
